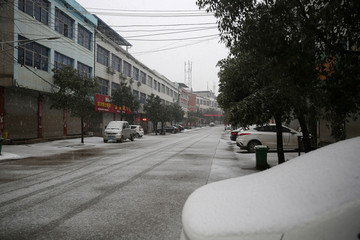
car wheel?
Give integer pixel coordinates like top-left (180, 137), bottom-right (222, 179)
top-left (130, 134), bottom-right (134, 141)
top-left (247, 140), bottom-right (261, 153)
top-left (119, 136), bottom-right (124, 143)
top-left (103, 139), bottom-right (107, 143)
top-left (136, 133), bottom-right (140, 138)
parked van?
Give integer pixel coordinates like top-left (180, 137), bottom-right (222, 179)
top-left (103, 121), bottom-right (136, 143)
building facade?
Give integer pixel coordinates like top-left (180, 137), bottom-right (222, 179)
top-left (0, 0), bottom-right (97, 140)
top-left (0, 0), bottom-right (188, 140)
top-left (93, 17), bottom-right (180, 134)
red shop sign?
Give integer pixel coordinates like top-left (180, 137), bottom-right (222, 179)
top-left (94, 94), bottom-right (132, 114)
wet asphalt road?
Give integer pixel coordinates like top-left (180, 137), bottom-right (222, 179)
top-left (0, 126), bottom-right (241, 240)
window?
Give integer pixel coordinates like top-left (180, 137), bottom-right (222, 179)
top-left (148, 76), bottom-right (153, 86)
top-left (97, 45), bottom-right (109, 66)
top-left (153, 80), bottom-right (157, 90)
top-left (54, 52), bottom-right (74, 69)
top-left (111, 82), bottom-right (119, 91)
top-left (78, 24), bottom-right (92, 50)
top-left (55, 8), bottom-right (74, 39)
top-left (18, 0), bottom-right (49, 25)
top-left (282, 126), bottom-right (291, 133)
top-left (123, 61), bottom-right (131, 77)
top-left (255, 126), bottom-right (276, 132)
top-left (18, 35), bottom-right (49, 71)
top-left (158, 82), bottom-right (161, 92)
top-left (98, 78), bottom-right (109, 95)
top-left (111, 54), bottom-right (122, 72)
top-left (140, 92), bottom-right (146, 104)
top-left (77, 62), bottom-right (92, 78)
top-left (133, 67), bottom-right (139, 81)
top-left (140, 71), bottom-right (146, 84)
top-left (161, 84), bottom-right (165, 93)
top-left (133, 90), bottom-right (139, 101)
top-left (166, 87), bottom-right (169, 95)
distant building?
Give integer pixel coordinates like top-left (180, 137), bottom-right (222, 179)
top-left (193, 90), bottom-right (221, 113)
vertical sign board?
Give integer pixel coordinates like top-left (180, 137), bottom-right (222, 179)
top-left (38, 94), bottom-right (43, 138)
top-left (0, 87), bottom-right (4, 137)
top-left (63, 108), bottom-right (67, 136)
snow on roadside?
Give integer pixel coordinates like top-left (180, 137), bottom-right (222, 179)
top-left (182, 137), bottom-right (360, 240)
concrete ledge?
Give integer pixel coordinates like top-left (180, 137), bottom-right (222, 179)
top-left (5, 135), bottom-right (83, 145)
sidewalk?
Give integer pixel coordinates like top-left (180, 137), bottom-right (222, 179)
top-left (207, 130), bottom-right (301, 183)
top-left (0, 137), bottom-right (107, 161)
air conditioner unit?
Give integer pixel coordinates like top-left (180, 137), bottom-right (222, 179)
top-left (107, 67), bottom-right (115, 74)
top-left (137, 81), bottom-right (141, 87)
top-left (119, 73), bottom-right (125, 79)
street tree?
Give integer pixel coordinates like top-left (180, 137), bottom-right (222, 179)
top-left (170, 103), bottom-right (184, 124)
top-left (144, 94), bottom-right (162, 135)
top-left (198, 0), bottom-right (360, 160)
top-left (111, 82), bottom-right (139, 122)
top-left (51, 65), bottom-right (99, 143)
top-left (159, 104), bottom-right (172, 131)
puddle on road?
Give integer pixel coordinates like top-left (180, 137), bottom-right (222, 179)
top-left (4, 148), bottom-right (105, 166)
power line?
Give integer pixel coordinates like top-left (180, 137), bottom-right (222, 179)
top-left (109, 22), bottom-right (217, 28)
top-left (125, 34), bottom-right (220, 41)
top-left (131, 36), bottom-right (219, 55)
top-left (89, 11), bottom-right (212, 18)
top-left (83, 7), bottom-right (208, 13)
top-left (123, 27), bottom-right (217, 38)
top-left (112, 26), bottom-right (217, 33)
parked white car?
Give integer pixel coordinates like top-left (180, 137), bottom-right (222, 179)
top-left (181, 137), bottom-right (360, 240)
top-left (236, 124), bottom-right (302, 152)
top-left (103, 121), bottom-right (135, 143)
top-left (130, 125), bottom-right (144, 138)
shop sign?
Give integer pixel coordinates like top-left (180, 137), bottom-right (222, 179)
top-left (95, 94), bottom-right (132, 114)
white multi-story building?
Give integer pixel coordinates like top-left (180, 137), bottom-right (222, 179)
top-left (93, 17), bottom-right (179, 133)
top-left (0, 0), bottom-right (97, 139)
top-left (0, 0), bottom-right (221, 140)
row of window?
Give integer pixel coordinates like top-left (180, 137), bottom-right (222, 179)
top-left (17, 35), bottom-right (92, 77)
top-left (98, 78), bottom-right (147, 104)
top-left (16, 34), bottom-right (176, 100)
top-left (196, 98), bottom-right (217, 107)
top-left (16, 34), bottom-right (178, 103)
top-left (96, 45), bottom-right (177, 98)
top-left (19, 0), bottom-right (92, 50)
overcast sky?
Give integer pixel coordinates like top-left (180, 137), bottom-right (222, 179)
top-left (76, 0), bottom-right (229, 94)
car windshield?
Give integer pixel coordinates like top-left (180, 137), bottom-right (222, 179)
top-left (107, 122), bottom-right (122, 129)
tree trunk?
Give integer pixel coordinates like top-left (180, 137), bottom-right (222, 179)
top-left (297, 111), bottom-right (312, 152)
top-left (81, 117), bottom-right (84, 144)
top-left (274, 114), bottom-right (285, 164)
top-left (154, 121), bottom-right (158, 135)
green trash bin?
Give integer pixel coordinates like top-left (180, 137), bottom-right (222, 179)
top-left (255, 145), bottom-right (269, 170)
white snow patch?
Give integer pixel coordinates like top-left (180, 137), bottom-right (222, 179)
top-left (182, 137), bottom-right (360, 240)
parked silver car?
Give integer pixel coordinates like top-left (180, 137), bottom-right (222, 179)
top-left (130, 125), bottom-right (144, 138)
top-left (103, 121), bottom-right (135, 143)
top-left (236, 124), bottom-right (302, 152)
